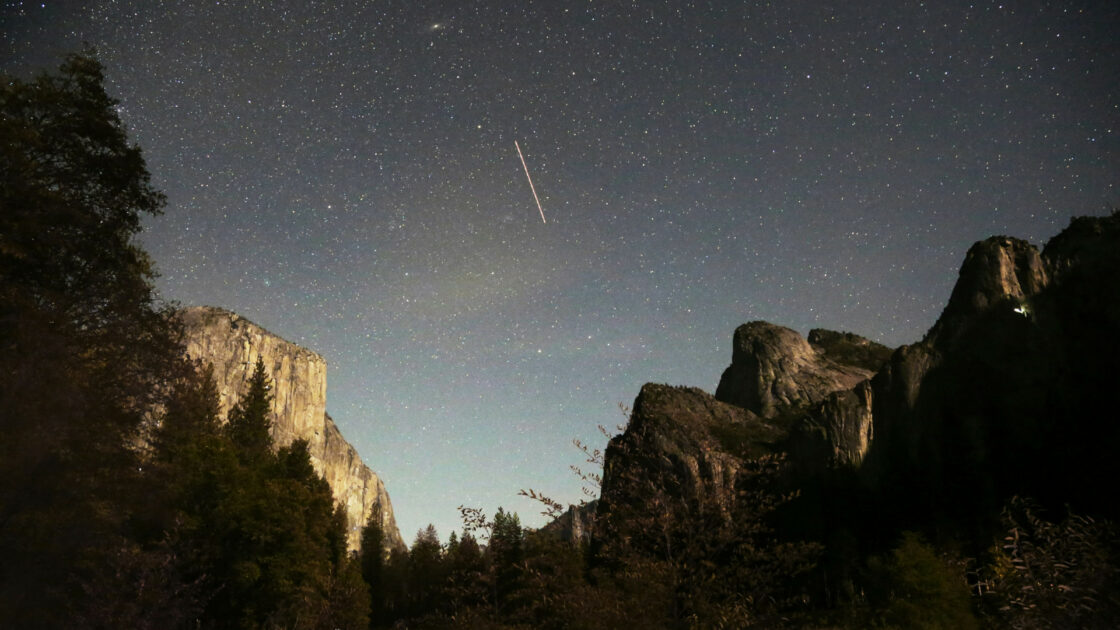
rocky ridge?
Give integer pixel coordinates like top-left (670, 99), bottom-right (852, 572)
top-left (598, 212), bottom-right (1120, 549)
top-left (178, 306), bottom-right (404, 553)
top-left (601, 385), bottom-right (783, 525)
top-left (598, 325), bottom-right (887, 534)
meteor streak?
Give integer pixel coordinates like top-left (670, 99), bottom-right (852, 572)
top-left (514, 140), bottom-right (547, 224)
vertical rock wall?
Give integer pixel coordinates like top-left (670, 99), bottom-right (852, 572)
top-left (598, 214), bottom-right (1120, 557)
top-left (178, 306), bottom-right (404, 552)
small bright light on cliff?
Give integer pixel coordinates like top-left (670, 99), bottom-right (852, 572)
top-left (1014, 304), bottom-right (1029, 316)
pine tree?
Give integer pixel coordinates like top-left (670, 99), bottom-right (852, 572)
top-left (445, 530), bottom-right (487, 612)
top-left (381, 546), bottom-right (411, 624)
top-left (324, 552), bottom-right (371, 630)
top-left (408, 524), bottom-right (445, 617)
top-left (157, 363), bottom-right (222, 458)
top-left (0, 50), bottom-right (183, 626)
top-left (489, 508), bottom-right (524, 611)
top-left (129, 362), bottom-right (232, 626)
top-left (153, 391), bottom-right (249, 626)
top-left (490, 508), bottom-right (524, 566)
top-left (359, 506), bottom-right (388, 625)
top-left (152, 365), bottom-right (360, 628)
top-left (227, 356), bottom-right (274, 460)
top-left (261, 439), bottom-right (353, 628)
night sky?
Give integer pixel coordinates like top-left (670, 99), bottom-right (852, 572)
top-left (3, 1), bottom-right (1117, 543)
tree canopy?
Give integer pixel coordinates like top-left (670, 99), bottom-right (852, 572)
top-left (0, 50), bottom-right (184, 627)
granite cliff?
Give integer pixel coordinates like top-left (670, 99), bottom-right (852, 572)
top-left (597, 326), bottom-right (888, 538)
top-left (598, 385), bottom-right (783, 531)
top-left (178, 306), bottom-right (404, 553)
top-left (714, 322), bottom-right (888, 419)
top-left (598, 212), bottom-right (1120, 551)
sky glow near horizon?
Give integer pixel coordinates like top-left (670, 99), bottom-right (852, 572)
top-left (3, 0), bottom-right (1117, 544)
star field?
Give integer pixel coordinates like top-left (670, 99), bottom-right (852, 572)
top-left (3, 0), bottom-right (1117, 542)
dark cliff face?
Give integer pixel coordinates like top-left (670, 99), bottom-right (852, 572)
top-left (598, 212), bottom-right (1120, 552)
top-left (601, 326), bottom-right (890, 545)
top-left (807, 329), bottom-right (893, 373)
top-left (604, 384), bottom-right (781, 505)
top-left (856, 213), bottom-right (1120, 530)
top-left (541, 501), bottom-right (599, 545)
top-left (596, 384), bottom-right (784, 543)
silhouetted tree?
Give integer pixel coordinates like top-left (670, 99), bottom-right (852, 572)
top-left (227, 356), bottom-right (274, 461)
top-left (359, 505), bottom-right (388, 625)
top-left (1, 50), bottom-right (377, 629)
top-left (444, 530), bottom-right (487, 613)
top-left (323, 549), bottom-right (371, 630)
top-left (488, 508), bottom-right (524, 613)
top-left (150, 362), bottom-right (367, 628)
top-left (381, 546), bottom-right (411, 624)
top-left (0, 50), bottom-right (184, 626)
top-left (408, 525), bottom-right (446, 617)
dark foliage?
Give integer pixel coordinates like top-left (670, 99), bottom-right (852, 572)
top-left (359, 505), bottom-right (388, 625)
top-left (861, 531), bottom-right (979, 629)
top-left (226, 356), bottom-right (274, 462)
top-left (0, 50), bottom-right (186, 626)
top-left (978, 497), bottom-right (1120, 629)
top-left (1, 52), bottom-right (369, 629)
top-left (151, 365), bottom-right (367, 628)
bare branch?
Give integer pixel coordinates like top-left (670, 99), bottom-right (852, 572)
top-left (517, 489), bottom-right (565, 520)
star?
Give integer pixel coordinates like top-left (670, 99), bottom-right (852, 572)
top-left (4, 0), bottom-right (1116, 545)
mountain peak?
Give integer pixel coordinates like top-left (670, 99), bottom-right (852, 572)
top-left (714, 321), bottom-right (878, 418)
top-left (928, 236), bottom-right (1048, 347)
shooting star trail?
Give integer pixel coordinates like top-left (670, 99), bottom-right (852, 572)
top-left (514, 140), bottom-right (547, 224)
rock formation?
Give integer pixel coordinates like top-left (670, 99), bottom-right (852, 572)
top-left (714, 322), bottom-right (885, 419)
top-left (178, 306), bottom-right (404, 552)
top-left (925, 236), bottom-right (1049, 348)
top-left (708, 323), bottom-right (889, 473)
top-left (788, 379), bottom-right (875, 472)
top-left (597, 384), bottom-right (786, 539)
top-left (542, 501), bottom-right (599, 545)
top-left (598, 211), bottom-right (1120, 554)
